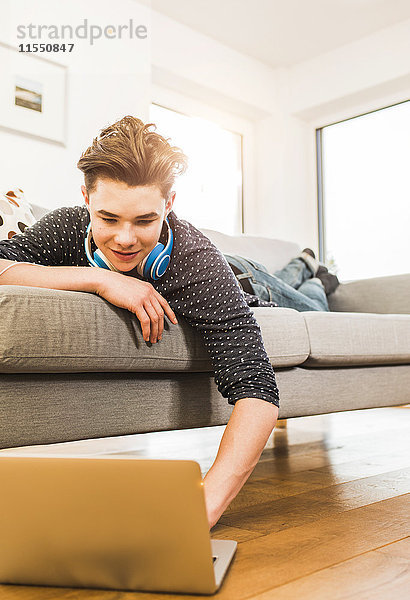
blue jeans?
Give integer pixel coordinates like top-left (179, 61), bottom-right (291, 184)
top-left (224, 254), bottom-right (329, 312)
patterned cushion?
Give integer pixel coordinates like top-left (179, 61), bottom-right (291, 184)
top-left (0, 188), bottom-right (37, 241)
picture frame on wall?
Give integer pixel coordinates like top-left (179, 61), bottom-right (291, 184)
top-left (0, 42), bottom-right (67, 146)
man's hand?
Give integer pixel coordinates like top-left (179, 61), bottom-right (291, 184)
top-left (95, 270), bottom-right (178, 343)
top-left (202, 398), bottom-right (279, 529)
top-left (203, 477), bottom-right (231, 529)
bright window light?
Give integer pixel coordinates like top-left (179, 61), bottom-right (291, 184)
top-left (320, 101), bottom-right (410, 282)
top-left (149, 103), bottom-right (243, 235)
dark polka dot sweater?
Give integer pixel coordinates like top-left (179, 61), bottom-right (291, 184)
top-left (0, 206), bottom-right (280, 408)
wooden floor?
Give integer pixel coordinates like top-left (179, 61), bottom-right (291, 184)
top-left (1, 405), bottom-right (410, 599)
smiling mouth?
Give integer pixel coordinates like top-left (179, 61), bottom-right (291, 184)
top-left (111, 249), bottom-right (140, 259)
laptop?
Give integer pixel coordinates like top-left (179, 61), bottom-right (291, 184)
top-left (0, 456), bottom-right (237, 595)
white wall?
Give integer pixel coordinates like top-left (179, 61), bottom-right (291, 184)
top-left (0, 0), bottom-right (150, 209)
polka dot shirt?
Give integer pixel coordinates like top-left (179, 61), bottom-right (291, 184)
top-left (0, 206), bottom-right (280, 408)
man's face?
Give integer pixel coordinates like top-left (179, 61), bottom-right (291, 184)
top-left (82, 179), bottom-right (175, 272)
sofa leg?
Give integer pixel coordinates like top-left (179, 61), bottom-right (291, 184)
top-left (276, 419), bottom-right (287, 428)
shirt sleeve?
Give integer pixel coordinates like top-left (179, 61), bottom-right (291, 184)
top-left (160, 240), bottom-right (280, 408)
top-left (0, 206), bottom-right (86, 266)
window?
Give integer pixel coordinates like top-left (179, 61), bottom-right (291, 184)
top-left (317, 100), bottom-right (410, 282)
top-left (149, 103), bottom-right (243, 235)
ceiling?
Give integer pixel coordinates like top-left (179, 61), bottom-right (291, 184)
top-left (149, 0), bottom-right (410, 68)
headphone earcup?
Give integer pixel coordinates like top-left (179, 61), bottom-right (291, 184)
top-left (143, 242), bottom-right (165, 280)
top-left (142, 217), bottom-right (174, 281)
top-left (153, 253), bottom-right (171, 278)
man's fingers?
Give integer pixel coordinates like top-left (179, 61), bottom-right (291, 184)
top-left (134, 306), bottom-right (151, 342)
top-left (156, 293), bottom-right (178, 324)
top-left (143, 301), bottom-right (160, 343)
top-left (150, 296), bottom-right (165, 339)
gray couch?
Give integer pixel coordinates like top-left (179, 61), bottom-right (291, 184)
top-left (1, 204), bottom-right (409, 450)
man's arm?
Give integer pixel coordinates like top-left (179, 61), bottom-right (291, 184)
top-left (202, 397), bottom-right (279, 529)
top-left (0, 259), bottom-right (103, 292)
top-left (155, 237), bottom-right (281, 527)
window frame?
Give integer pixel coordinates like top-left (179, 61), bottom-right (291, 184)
top-left (314, 98), bottom-right (410, 269)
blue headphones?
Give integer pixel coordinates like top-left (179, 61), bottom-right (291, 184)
top-left (84, 217), bottom-right (173, 281)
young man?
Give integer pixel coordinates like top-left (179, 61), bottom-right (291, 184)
top-left (0, 115), bottom-right (280, 529)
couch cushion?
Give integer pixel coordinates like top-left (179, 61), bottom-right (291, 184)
top-left (0, 286), bottom-right (309, 373)
top-left (255, 307), bottom-right (309, 367)
top-left (302, 311), bottom-right (410, 367)
top-left (328, 273), bottom-right (410, 315)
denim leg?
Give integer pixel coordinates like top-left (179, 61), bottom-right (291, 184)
top-left (224, 253), bottom-right (327, 312)
top-left (262, 275), bottom-right (328, 311)
top-left (298, 278), bottom-right (329, 311)
top-left (273, 257), bottom-right (314, 289)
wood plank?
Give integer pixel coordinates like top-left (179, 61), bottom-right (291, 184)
top-left (250, 428), bottom-right (410, 481)
top-left (222, 477), bottom-right (324, 514)
top-left (219, 467), bottom-right (410, 533)
top-left (377, 534), bottom-right (410, 560)
top-left (268, 408), bottom-right (410, 450)
top-left (212, 493), bottom-right (410, 599)
top-left (248, 536), bottom-right (410, 600)
top-left (244, 449), bottom-right (410, 504)
top-left (265, 420), bottom-right (410, 461)
top-left (0, 585), bottom-right (121, 599)
top-left (269, 450), bottom-right (410, 488)
top-left (222, 449), bottom-right (410, 520)
top-left (209, 524), bottom-right (265, 543)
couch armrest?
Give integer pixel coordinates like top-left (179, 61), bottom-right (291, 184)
top-left (328, 273), bottom-right (410, 314)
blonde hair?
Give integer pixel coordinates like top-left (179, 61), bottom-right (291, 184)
top-left (77, 115), bottom-right (188, 199)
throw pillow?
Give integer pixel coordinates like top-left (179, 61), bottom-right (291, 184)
top-left (0, 188), bottom-right (37, 241)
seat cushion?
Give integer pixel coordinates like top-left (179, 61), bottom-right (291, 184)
top-left (328, 273), bottom-right (410, 315)
top-left (0, 286), bottom-right (309, 373)
top-left (302, 311), bottom-right (410, 367)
